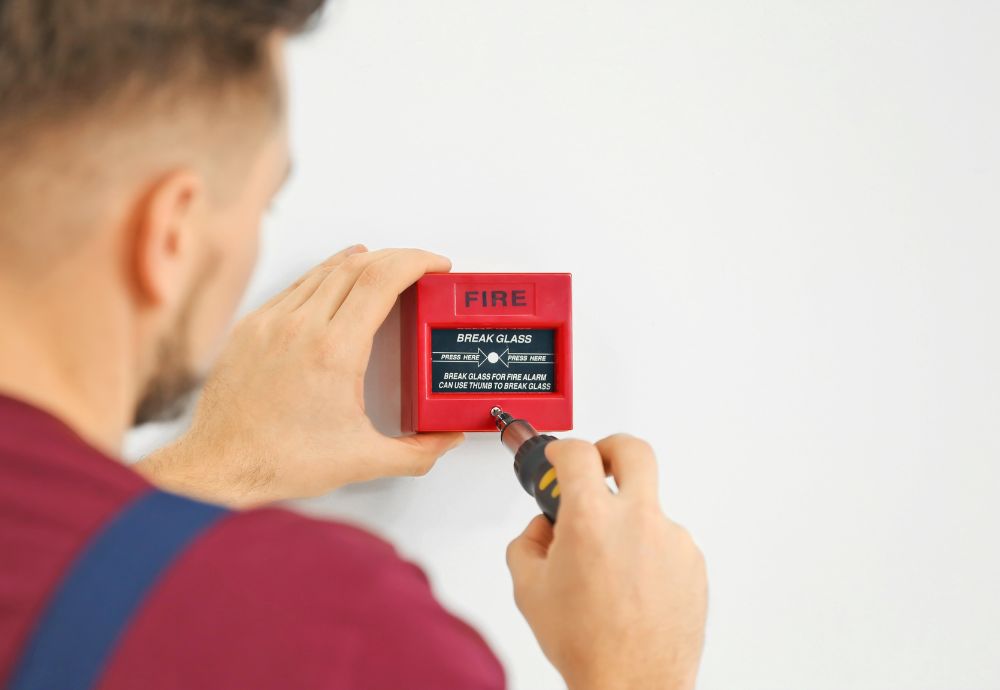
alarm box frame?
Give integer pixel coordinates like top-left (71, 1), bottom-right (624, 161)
top-left (401, 273), bottom-right (573, 432)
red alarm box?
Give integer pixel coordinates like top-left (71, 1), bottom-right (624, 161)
top-left (401, 273), bottom-right (573, 432)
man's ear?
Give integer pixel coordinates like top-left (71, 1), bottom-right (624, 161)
top-left (130, 170), bottom-right (203, 307)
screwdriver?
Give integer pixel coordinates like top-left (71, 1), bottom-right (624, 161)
top-left (490, 407), bottom-right (561, 522)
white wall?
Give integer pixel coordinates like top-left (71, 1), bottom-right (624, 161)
top-left (128, 2), bottom-right (1000, 688)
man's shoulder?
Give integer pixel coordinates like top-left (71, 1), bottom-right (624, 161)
top-left (181, 502), bottom-right (434, 605)
top-left (147, 500), bottom-right (425, 620)
top-left (204, 504), bottom-right (406, 577)
top-left (98, 500), bottom-right (505, 689)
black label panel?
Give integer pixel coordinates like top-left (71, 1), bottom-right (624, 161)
top-left (431, 328), bottom-right (556, 394)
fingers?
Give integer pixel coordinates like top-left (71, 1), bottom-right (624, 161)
top-left (594, 434), bottom-right (660, 505)
top-left (305, 248), bottom-right (400, 321)
top-left (544, 439), bottom-right (608, 503)
top-left (506, 514), bottom-right (554, 585)
top-left (265, 244), bottom-right (368, 311)
top-left (330, 249), bottom-right (452, 368)
top-left (373, 431), bottom-right (465, 479)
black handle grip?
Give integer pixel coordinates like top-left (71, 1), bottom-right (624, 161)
top-left (514, 435), bottom-right (560, 522)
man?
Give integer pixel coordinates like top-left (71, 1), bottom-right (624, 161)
top-left (0, 1), bottom-right (707, 688)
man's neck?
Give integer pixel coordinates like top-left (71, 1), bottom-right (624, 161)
top-left (0, 272), bottom-right (135, 457)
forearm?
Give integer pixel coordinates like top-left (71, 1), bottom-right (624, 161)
top-left (134, 435), bottom-right (269, 508)
top-left (567, 670), bottom-right (697, 690)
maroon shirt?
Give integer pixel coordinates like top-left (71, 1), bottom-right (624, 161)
top-left (0, 395), bottom-right (505, 689)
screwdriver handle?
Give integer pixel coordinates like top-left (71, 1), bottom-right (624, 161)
top-left (514, 434), bottom-right (561, 522)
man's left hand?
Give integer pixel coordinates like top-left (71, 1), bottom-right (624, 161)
top-left (136, 245), bottom-right (464, 506)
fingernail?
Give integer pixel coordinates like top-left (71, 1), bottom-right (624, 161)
top-left (347, 244), bottom-right (368, 255)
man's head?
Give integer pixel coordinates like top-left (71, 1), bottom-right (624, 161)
top-left (0, 0), bottom-right (324, 425)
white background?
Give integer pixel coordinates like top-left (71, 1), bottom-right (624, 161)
top-left (128, 2), bottom-right (1000, 688)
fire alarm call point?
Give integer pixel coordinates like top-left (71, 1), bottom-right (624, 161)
top-left (401, 273), bottom-right (573, 432)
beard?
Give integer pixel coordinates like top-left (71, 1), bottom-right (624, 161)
top-left (132, 321), bottom-right (202, 426)
top-left (132, 256), bottom-right (217, 426)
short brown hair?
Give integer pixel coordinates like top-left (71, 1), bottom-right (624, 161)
top-left (0, 0), bottom-right (324, 138)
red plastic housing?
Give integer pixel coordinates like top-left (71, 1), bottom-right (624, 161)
top-left (401, 273), bottom-right (573, 432)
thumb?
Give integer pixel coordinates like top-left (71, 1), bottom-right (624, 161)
top-left (506, 514), bottom-right (554, 585)
top-left (381, 432), bottom-right (465, 477)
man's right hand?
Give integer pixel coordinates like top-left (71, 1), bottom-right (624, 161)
top-left (506, 435), bottom-right (708, 690)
